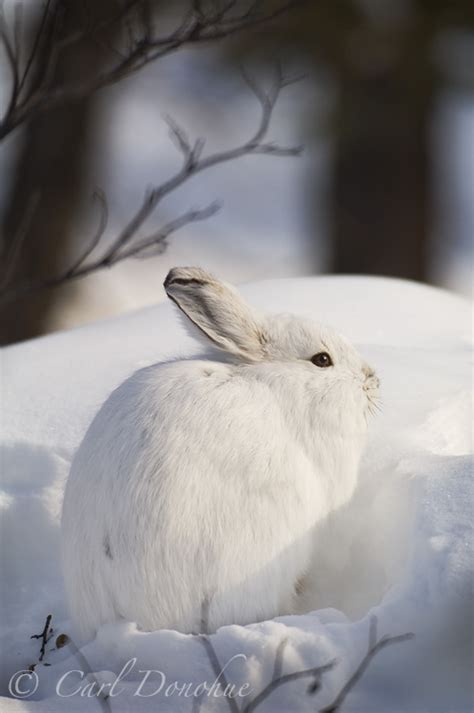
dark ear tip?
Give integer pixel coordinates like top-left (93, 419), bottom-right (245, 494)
top-left (164, 267), bottom-right (186, 292)
top-left (163, 269), bottom-right (174, 291)
top-left (164, 267), bottom-right (208, 294)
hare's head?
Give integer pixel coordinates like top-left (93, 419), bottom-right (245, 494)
top-left (164, 267), bottom-right (379, 434)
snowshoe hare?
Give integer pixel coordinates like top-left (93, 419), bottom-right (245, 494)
top-left (62, 268), bottom-right (379, 641)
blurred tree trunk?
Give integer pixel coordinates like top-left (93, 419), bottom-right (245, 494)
top-left (226, 1), bottom-right (439, 283)
top-left (0, 1), bottom-right (120, 345)
top-left (331, 73), bottom-right (433, 280)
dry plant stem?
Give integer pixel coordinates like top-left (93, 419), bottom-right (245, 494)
top-left (0, 66), bottom-right (302, 304)
top-left (30, 614), bottom-right (109, 712)
top-left (30, 613), bottom-right (53, 662)
top-left (196, 595), bottom-right (336, 713)
top-left (26, 611), bottom-right (412, 713)
top-left (197, 632), bottom-right (336, 713)
top-left (195, 596), bottom-right (241, 713)
top-left (195, 606), bottom-right (413, 713)
top-left (243, 657), bottom-right (336, 713)
top-left (197, 635), bottom-right (242, 713)
top-left (319, 616), bottom-right (415, 713)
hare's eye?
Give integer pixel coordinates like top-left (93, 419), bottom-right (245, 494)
top-left (311, 352), bottom-right (333, 368)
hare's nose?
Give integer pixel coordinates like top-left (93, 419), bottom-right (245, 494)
top-left (362, 364), bottom-right (379, 390)
top-left (362, 364), bottom-right (375, 379)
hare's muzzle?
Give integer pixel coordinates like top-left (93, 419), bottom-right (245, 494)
top-left (362, 365), bottom-right (380, 393)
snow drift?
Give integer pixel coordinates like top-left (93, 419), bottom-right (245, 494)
top-left (0, 275), bottom-right (472, 712)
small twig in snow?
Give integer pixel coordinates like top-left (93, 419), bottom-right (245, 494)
top-left (243, 637), bottom-right (336, 713)
top-left (30, 613), bottom-right (53, 662)
top-left (318, 615), bottom-right (415, 713)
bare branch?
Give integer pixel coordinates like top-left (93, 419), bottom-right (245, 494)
top-left (0, 200), bottom-right (219, 301)
top-left (191, 0), bottom-right (206, 22)
top-left (0, 4), bottom-right (305, 307)
top-left (240, 64), bottom-right (270, 108)
top-left (197, 634), bottom-right (241, 713)
top-left (272, 636), bottom-right (289, 682)
top-left (0, 65), bottom-right (301, 303)
top-left (118, 202), bottom-right (221, 260)
top-left (240, 63), bottom-right (303, 150)
top-left (16, 0), bottom-right (53, 96)
top-left (164, 114), bottom-right (194, 168)
top-left (205, 1), bottom-right (239, 25)
top-left (192, 595), bottom-right (241, 713)
top-left (193, 614), bottom-right (413, 713)
top-left (242, 640), bottom-right (336, 713)
top-left (0, 0), bottom-right (308, 140)
top-left (139, 0), bottom-right (153, 43)
top-left (368, 613), bottom-right (378, 650)
top-left (30, 613), bottom-right (53, 662)
top-left (31, 618), bottom-right (110, 712)
top-left (319, 616), bottom-right (414, 713)
top-left (199, 595), bottom-right (212, 637)
top-left (106, 65), bottom-right (302, 253)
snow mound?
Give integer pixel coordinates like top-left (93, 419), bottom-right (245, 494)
top-left (1, 275), bottom-right (472, 712)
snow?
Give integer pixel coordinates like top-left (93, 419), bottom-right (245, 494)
top-left (1, 275), bottom-right (472, 712)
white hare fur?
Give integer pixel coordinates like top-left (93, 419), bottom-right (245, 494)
top-left (61, 267), bottom-right (379, 642)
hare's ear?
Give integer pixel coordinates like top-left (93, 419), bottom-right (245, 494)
top-left (164, 267), bottom-right (266, 360)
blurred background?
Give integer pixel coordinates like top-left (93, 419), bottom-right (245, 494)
top-left (0, 0), bottom-right (472, 346)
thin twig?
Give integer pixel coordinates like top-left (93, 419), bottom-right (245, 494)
top-left (242, 640), bottom-right (336, 713)
top-left (272, 636), bottom-right (289, 682)
top-left (0, 203), bottom-right (217, 300)
top-left (17, 0), bottom-right (53, 96)
top-left (197, 617), bottom-right (413, 713)
top-left (319, 616), bottom-right (415, 713)
top-left (163, 114), bottom-right (194, 168)
top-left (30, 614), bottom-right (53, 662)
top-left (78, 65), bottom-right (301, 267)
top-left (120, 203), bottom-right (221, 259)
